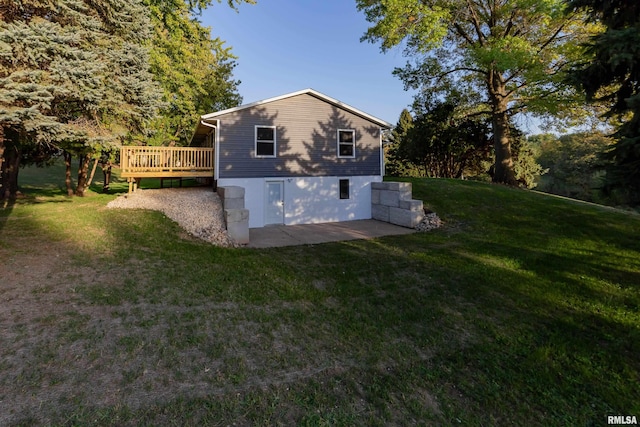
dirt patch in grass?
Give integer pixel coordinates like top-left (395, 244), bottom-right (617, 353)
top-left (1, 240), bottom-right (124, 419)
top-left (1, 234), bottom-right (445, 425)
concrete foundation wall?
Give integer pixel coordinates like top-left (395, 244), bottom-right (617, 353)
top-left (217, 175), bottom-right (382, 228)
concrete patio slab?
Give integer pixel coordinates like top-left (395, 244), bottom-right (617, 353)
top-left (247, 219), bottom-right (416, 248)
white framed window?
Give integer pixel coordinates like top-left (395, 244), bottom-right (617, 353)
top-left (337, 129), bottom-right (355, 158)
top-left (255, 125), bottom-right (276, 157)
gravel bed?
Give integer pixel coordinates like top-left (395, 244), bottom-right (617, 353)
top-left (106, 188), bottom-right (237, 247)
top-left (415, 211), bottom-right (443, 232)
top-left (106, 188), bottom-right (442, 246)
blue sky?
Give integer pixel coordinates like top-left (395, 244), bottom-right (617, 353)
top-left (200, 1), bottom-right (416, 125)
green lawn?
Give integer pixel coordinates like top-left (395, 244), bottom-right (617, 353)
top-left (1, 167), bottom-right (639, 426)
top-left (14, 158), bottom-right (200, 198)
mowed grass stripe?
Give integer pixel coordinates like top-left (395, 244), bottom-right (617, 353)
top-left (0, 169), bottom-right (638, 426)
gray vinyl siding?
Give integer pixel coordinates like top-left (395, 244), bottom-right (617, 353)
top-left (216, 93), bottom-right (382, 178)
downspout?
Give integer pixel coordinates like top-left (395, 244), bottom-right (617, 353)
top-left (200, 120), bottom-right (219, 182)
top-left (215, 120), bottom-right (220, 181)
top-left (199, 119), bottom-right (216, 134)
top-left (380, 128), bottom-right (385, 178)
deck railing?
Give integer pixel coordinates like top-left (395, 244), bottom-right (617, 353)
top-left (120, 146), bottom-right (214, 178)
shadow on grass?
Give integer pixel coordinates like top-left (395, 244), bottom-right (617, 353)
top-left (270, 231), bottom-right (640, 422)
top-left (336, 233), bottom-right (639, 419)
top-left (2, 177), bottom-right (639, 425)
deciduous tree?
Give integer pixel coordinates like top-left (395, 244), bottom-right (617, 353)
top-left (398, 96), bottom-right (493, 179)
top-left (534, 132), bottom-right (613, 201)
top-left (357, 0), bottom-right (593, 186)
top-left (145, 0), bottom-right (254, 145)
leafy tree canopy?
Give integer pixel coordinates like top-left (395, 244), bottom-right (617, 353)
top-left (0, 0), bottom-right (253, 197)
top-left (145, 0), bottom-right (255, 145)
top-left (534, 131), bottom-right (614, 201)
top-left (357, 0), bottom-right (596, 185)
top-left (392, 93), bottom-right (494, 180)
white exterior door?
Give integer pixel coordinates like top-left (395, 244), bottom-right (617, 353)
top-left (265, 181), bottom-right (284, 225)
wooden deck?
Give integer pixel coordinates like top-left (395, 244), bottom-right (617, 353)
top-left (120, 146), bottom-right (214, 192)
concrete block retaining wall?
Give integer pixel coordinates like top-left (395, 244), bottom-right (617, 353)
top-left (217, 186), bottom-right (249, 244)
top-left (371, 182), bottom-right (424, 228)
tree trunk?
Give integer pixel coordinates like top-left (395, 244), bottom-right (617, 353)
top-left (102, 162), bottom-right (112, 193)
top-left (2, 144), bottom-right (21, 199)
top-left (86, 157), bottom-right (99, 188)
top-left (64, 151), bottom-right (74, 196)
top-left (0, 127), bottom-right (5, 199)
top-left (488, 71), bottom-right (518, 186)
top-left (492, 108), bottom-right (518, 185)
top-left (75, 153), bottom-right (91, 197)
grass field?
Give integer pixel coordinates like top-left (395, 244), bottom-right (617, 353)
top-left (1, 165), bottom-right (639, 426)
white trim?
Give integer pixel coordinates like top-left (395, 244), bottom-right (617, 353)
top-left (255, 125), bottom-right (276, 158)
top-left (201, 88), bottom-right (392, 128)
top-left (379, 128), bottom-right (384, 176)
top-left (198, 120), bottom-right (219, 179)
top-left (214, 119), bottom-right (220, 180)
top-left (337, 129), bottom-right (356, 159)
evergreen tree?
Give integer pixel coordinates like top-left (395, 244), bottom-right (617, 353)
top-left (568, 0), bottom-right (640, 205)
top-left (0, 0), bottom-right (162, 198)
top-left (0, 9), bottom-right (65, 198)
top-left (510, 128), bottom-right (543, 189)
top-left (386, 108), bottom-right (414, 176)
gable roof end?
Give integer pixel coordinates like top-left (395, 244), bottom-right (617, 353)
top-left (202, 88), bottom-right (392, 128)
top-left (190, 88), bottom-right (392, 146)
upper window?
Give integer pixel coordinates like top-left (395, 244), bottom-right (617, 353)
top-left (337, 129), bottom-right (355, 158)
top-left (255, 125), bottom-right (276, 157)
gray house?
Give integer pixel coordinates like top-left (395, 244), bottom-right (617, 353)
top-left (191, 88), bottom-right (392, 228)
